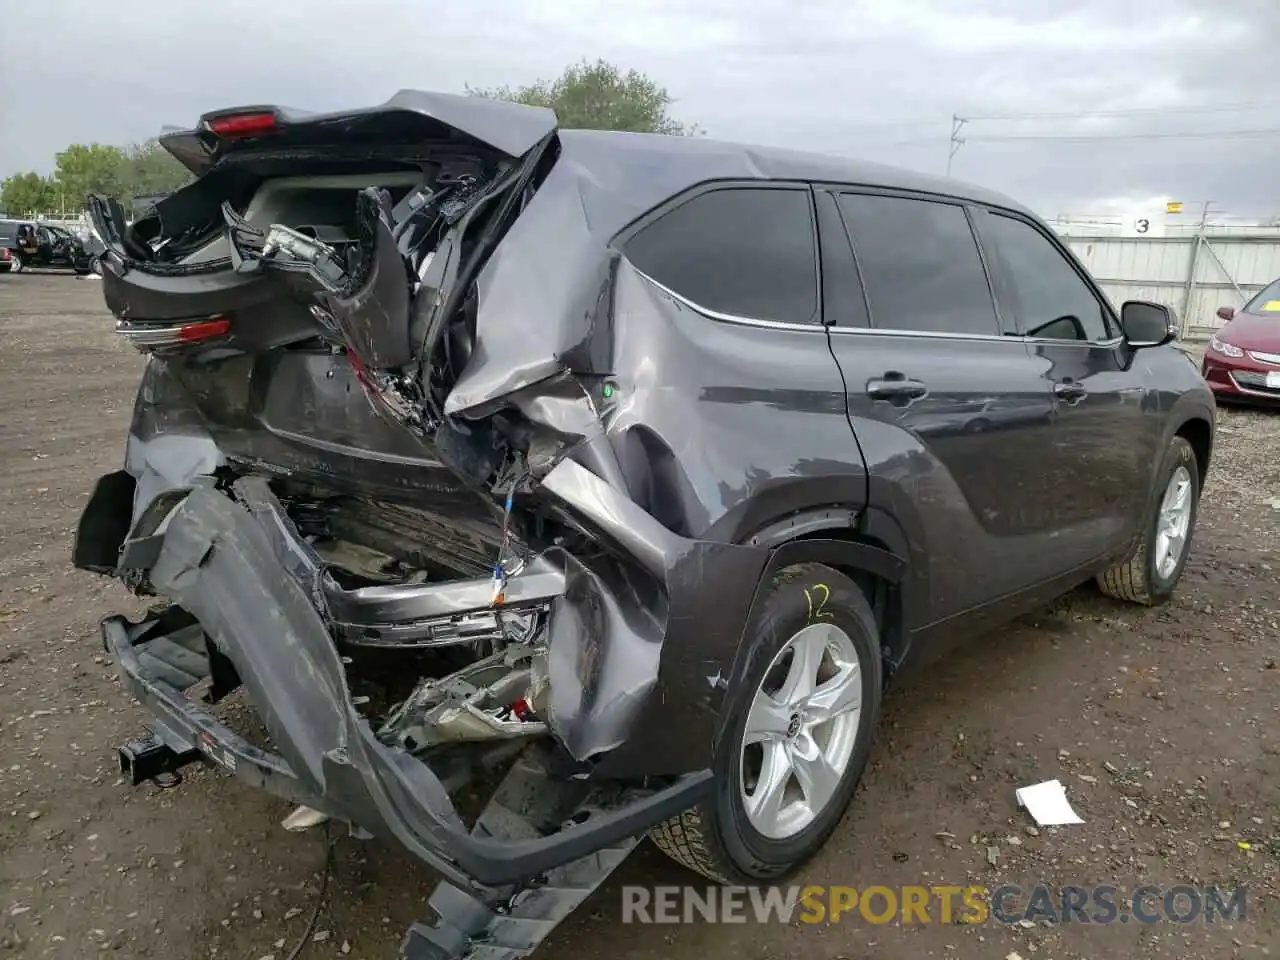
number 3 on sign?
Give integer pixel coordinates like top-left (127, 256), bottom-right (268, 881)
top-left (1134, 218), bottom-right (1149, 234)
top-left (805, 584), bottom-right (834, 622)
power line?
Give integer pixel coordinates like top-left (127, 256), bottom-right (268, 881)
top-left (840, 118), bottom-right (952, 133)
top-left (968, 128), bottom-right (1280, 143)
top-left (884, 136), bottom-right (951, 147)
top-left (962, 101), bottom-right (1280, 122)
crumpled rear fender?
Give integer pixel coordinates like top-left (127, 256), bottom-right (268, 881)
top-left (535, 458), bottom-right (769, 774)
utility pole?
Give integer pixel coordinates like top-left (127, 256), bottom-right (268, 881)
top-left (946, 114), bottom-right (967, 176)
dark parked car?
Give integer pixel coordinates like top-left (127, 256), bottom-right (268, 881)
top-left (0, 219), bottom-right (97, 274)
top-left (1203, 278), bottom-right (1280, 404)
top-left (74, 92), bottom-right (1214, 958)
top-left (0, 220), bottom-right (25, 272)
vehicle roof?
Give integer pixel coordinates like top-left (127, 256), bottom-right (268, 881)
top-left (553, 127), bottom-right (1035, 238)
top-left (169, 89), bottom-right (1038, 235)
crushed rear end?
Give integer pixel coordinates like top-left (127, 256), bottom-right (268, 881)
top-left (72, 93), bottom-right (773, 954)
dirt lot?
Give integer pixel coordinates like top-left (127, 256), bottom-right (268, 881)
top-left (0, 272), bottom-right (1277, 960)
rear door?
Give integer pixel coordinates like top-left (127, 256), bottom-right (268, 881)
top-left (818, 187), bottom-right (1059, 626)
top-left (972, 207), bottom-right (1153, 567)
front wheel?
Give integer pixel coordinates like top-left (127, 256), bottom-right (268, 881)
top-left (650, 563), bottom-right (882, 884)
top-left (1097, 436), bottom-right (1200, 605)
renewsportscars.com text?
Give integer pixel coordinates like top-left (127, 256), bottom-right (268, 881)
top-left (621, 884), bottom-right (1247, 926)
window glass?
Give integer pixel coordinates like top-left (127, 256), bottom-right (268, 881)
top-left (984, 213), bottom-right (1110, 341)
top-left (1244, 278), bottom-right (1280, 315)
top-left (816, 192), bottom-right (871, 328)
top-left (624, 187), bottom-right (819, 325)
top-left (837, 193), bottom-right (999, 335)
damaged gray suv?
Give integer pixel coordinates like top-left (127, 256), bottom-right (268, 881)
top-left (74, 91), bottom-right (1215, 958)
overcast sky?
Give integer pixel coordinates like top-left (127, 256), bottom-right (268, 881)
top-left (2, 0), bottom-right (1277, 218)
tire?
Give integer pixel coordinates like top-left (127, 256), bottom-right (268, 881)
top-left (1097, 436), bottom-right (1199, 605)
top-left (650, 562), bottom-right (883, 883)
top-left (90, 255), bottom-right (103, 276)
top-left (10, 251), bottom-right (23, 274)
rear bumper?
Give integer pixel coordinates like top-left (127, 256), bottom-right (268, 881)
top-left (94, 480), bottom-right (710, 891)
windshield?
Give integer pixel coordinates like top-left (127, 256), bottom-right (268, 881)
top-left (1243, 278), bottom-right (1280, 316)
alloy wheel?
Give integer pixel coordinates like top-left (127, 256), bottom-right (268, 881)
top-left (739, 622), bottom-right (863, 840)
top-left (1155, 465), bottom-right (1193, 579)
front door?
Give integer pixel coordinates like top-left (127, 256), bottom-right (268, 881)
top-left (817, 187), bottom-right (1060, 629)
top-left (971, 208), bottom-right (1154, 568)
top-left (34, 226), bottom-right (55, 265)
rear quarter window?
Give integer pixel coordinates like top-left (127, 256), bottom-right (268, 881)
top-left (622, 186), bottom-right (820, 325)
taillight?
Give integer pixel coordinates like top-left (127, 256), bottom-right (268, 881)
top-left (0, 248), bottom-right (10, 261)
top-left (116, 315), bottom-right (233, 352)
top-left (206, 112), bottom-right (277, 139)
top-left (176, 317), bottom-right (232, 341)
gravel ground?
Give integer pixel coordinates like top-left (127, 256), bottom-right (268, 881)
top-left (0, 273), bottom-right (1277, 960)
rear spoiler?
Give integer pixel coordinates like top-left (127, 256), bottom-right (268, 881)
top-left (157, 89), bottom-right (558, 176)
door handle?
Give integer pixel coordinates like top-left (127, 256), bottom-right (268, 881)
top-left (867, 377), bottom-right (928, 401)
top-left (1054, 379), bottom-right (1087, 402)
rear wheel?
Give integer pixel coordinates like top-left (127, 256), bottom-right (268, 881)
top-left (10, 251), bottom-right (23, 273)
top-left (1097, 436), bottom-right (1199, 605)
top-left (650, 563), bottom-right (882, 883)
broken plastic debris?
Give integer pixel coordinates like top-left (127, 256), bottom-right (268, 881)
top-left (1015, 779), bottom-right (1084, 826)
top-left (282, 805), bottom-right (330, 832)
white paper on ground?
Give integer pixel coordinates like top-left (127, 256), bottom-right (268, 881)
top-left (1015, 779), bottom-right (1084, 826)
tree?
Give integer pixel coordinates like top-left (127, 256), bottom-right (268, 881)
top-left (123, 139), bottom-right (194, 197)
top-left (469, 59), bottom-right (700, 136)
top-left (53, 143), bottom-right (126, 211)
top-left (0, 172), bottom-right (56, 218)
top-left (0, 139), bottom-right (194, 217)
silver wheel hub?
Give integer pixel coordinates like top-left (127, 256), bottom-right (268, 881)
top-left (1154, 465), bottom-right (1192, 580)
top-left (740, 622), bottom-right (863, 840)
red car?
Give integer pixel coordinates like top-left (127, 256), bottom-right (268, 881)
top-left (1202, 278), bottom-right (1280, 405)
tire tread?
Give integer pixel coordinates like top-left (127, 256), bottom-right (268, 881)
top-left (649, 808), bottom-right (733, 884)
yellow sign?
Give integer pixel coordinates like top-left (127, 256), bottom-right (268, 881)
top-left (1166, 201), bottom-right (1184, 214)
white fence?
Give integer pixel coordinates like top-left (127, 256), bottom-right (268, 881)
top-left (1061, 232), bottom-right (1280, 338)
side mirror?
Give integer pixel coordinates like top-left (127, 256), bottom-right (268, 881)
top-left (1121, 300), bottom-right (1176, 348)
top-left (1216, 305), bottom-right (1236, 322)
